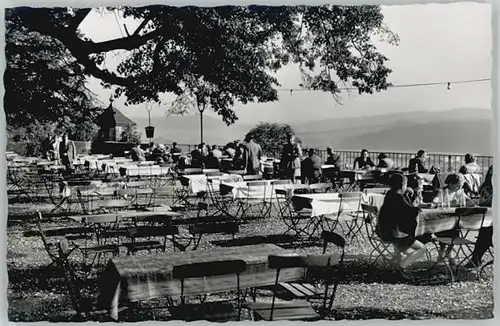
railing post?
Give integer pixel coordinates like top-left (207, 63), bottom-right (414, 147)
top-left (447, 155), bottom-right (452, 172)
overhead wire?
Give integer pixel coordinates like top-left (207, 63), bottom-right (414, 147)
top-left (281, 78), bottom-right (490, 94)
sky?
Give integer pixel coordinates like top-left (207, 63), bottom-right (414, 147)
top-left (80, 2), bottom-right (492, 124)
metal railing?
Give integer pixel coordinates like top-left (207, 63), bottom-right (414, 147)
top-left (169, 143), bottom-right (493, 173)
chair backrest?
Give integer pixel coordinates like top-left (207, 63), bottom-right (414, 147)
top-left (127, 225), bottom-right (179, 238)
top-left (205, 171), bottom-right (224, 178)
top-left (270, 180), bottom-right (292, 186)
top-left (189, 222), bottom-right (239, 235)
top-left (182, 168), bottom-right (204, 175)
top-left (247, 180), bottom-right (268, 187)
top-left (35, 211), bottom-right (58, 262)
top-left (173, 259), bottom-right (247, 300)
top-left (243, 174), bottom-right (264, 181)
top-left (455, 206), bottom-right (489, 230)
top-left (308, 182), bottom-right (333, 193)
top-left (338, 191), bottom-right (363, 199)
top-left (363, 188), bottom-right (389, 195)
top-left (321, 231), bottom-right (346, 252)
top-left (57, 238), bottom-right (84, 318)
top-left (203, 168), bottom-right (221, 174)
top-left (173, 259), bottom-right (247, 280)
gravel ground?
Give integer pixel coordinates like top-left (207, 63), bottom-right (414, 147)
top-left (7, 192), bottom-right (494, 322)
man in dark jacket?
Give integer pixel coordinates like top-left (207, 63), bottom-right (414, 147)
top-left (302, 149), bottom-right (323, 183)
top-left (408, 150), bottom-right (429, 173)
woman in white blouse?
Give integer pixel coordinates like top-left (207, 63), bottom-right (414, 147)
top-left (432, 173), bottom-right (476, 264)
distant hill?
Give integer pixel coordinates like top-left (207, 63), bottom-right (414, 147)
top-left (132, 114), bottom-right (251, 145)
top-left (293, 108), bottom-right (493, 155)
top-left (130, 108), bottom-right (493, 156)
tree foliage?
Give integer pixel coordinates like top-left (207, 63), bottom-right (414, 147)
top-left (245, 122), bottom-right (300, 157)
top-left (9, 5), bottom-right (398, 125)
top-left (4, 9), bottom-right (102, 140)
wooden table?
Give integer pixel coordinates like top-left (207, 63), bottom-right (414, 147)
top-left (97, 244), bottom-right (305, 320)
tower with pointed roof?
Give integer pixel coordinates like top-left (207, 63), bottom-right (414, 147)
top-left (97, 98), bottom-right (136, 142)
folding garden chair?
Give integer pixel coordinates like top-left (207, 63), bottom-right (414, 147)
top-left (273, 231), bottom-right (346, 318)
top-left (246, 252), bottom-right (344, 321)
top-left (122, 224), bottom-right (181, 255)
top-left (361, 204), bottom-right (400, 269)
top-left (235, 181), bottom-right (272, 220)
top-left (188, 221), bottom-right (240, 250)
top-left (275, 189), bottom-right (316, 238)
top-left (170, 260), bottom-right (247, 321)
top-left (57, 239), bottom-right (127, 321)
top-left (432, 207), bottom-right (489, 282)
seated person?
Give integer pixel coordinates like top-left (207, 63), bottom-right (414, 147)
top-left (224, 142), bottom-right (237, 158)
top-left (376, 153), bottom-right (395, 169)
top-left (354, 149), bottom-right (375, 170)
top-left (204, 151), bottom-right (221, 170)
top-left (432, 173), bottom-right (475, 207)
top-left (190, 144), bottom-right (205, 168)
top-left (459, 153), bottom-right (481, 174)
top-left (302, 148), bottom-right (322, 184)
top-left (212, 145), bottom-right (223, 159)
top-left (408, 149), bottom-right (440, 174)
top-left (377, 173), bottom-right (428, 269)
top-left (405, 174), bottom-right (425, 207)
top-left (151, 144), bottom-right (167, 163)
top-left (466, 165), bottom-right (493, 268)
top-left (432, 173), bottom-right (475, 263)
top-left (325, 147), bottom-right (342, 168)
top-left (170, 142), bottom-right (183, 162)
top-left (130, 144), bottom-right (146, 162)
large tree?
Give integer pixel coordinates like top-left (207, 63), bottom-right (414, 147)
top-left (4, 10), bottom-right (102, 140)
top-left (246, 122), bottom-right (300, 157)
top-left (9, 5), bottom-right (398, 124)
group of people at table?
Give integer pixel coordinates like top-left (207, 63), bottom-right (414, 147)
top-left (378, 164), bottom-right (492, 271)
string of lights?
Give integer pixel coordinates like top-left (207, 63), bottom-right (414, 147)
top-left (279, 78), bottom-right (490, 94)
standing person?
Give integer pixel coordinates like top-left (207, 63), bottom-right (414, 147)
top-left (41, 135), bottom-right (54, 161)
top-left (279, 134), bottom-right (303, 183)
top-left (353, 149), bottom-right (375, 170)
top-left (233, 141), bottom-right (249, 171)
top-left (245, 135), bottom-right (263, 175)
top-left (59, 133), bottom-right (76, 172)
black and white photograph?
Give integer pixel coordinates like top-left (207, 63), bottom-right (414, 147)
top-left (3, 1), bottom-right (495, 322)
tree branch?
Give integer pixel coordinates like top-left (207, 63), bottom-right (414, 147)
top-left (133, 18), bottom-right (151, 36)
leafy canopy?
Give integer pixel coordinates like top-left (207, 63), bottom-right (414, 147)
top-left (9, 5), bottom-right (398, 125)
top-left (245, 122), bottom-right (300, 157)
top-left (4, 10), bottom-right (101, 139)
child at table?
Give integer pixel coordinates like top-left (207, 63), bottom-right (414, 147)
top-left (432, 173), bottom-right (476, 208)
top-left (378, 173), bottom-right (428, 269)
top-left (431, 173), bottom-right (475, 263)
top-left (405, 174), bottom-right (425, 207)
